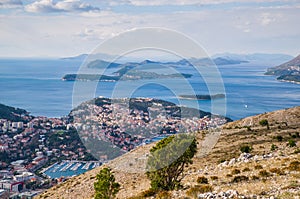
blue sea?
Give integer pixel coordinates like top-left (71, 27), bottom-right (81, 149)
top-left (0, 58), bottom-right (299, 120)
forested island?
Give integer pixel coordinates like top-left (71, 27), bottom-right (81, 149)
top-left (61, 56), bottom-right (250, 82)
top-left (62, 74), bottom-right (119, 81)
top-left (179, 94), bottom-right (225, 100)
top-left (62, 71), bottom-right (192, 81)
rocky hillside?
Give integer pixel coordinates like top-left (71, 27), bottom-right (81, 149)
top-left (35, 106), bottom-right (300, 199)
top-left (265, 54), bottom-right (300, 83)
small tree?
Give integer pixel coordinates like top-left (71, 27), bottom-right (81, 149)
top-left (259, 119), bottom-right (269, 130)
top-left (94, 167), bottom-right (120, 199)
top-left (146, 134), bottom-right (197, 191)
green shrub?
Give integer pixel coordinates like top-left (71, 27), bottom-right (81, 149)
top-left (287, 140), bottom-right (297, 147)
top-left (197, 176), bottom-right (208, 184)
top-left (271, 144), bottom-right (278, 151)
top-left (259, 119), bottom-right (269, 129)
top-left (275, 135), bottom-right (283, 142)
top-left (240, 145), bottom-right (252, 153)
top-left (94, 167), bottom-right (120, 199)
top-left (146, 135), bottom-right (197, 191)
top-left (291, 133), bottom-right (300, 138)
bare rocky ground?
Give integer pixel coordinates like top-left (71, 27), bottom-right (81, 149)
top-left (35, 106), bottom-right (300, 199)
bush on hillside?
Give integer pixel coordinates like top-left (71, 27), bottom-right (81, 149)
top-left (146, 134), bottom-right (197, 191)
top-left (259, 119), bottom-right (269, 129)
top-left (240, 145), bottom-right (252, 153)
top-left (94, 167), bottom-right (120, 199)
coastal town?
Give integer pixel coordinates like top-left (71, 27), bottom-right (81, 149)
top-left (0, 98), bottom-right (229, 198)
top-left (0, 106), bottom-right (97, 198)
top-left (71, 97), bottom-right (229, 160)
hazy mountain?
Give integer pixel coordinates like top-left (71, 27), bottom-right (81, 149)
top-left (166, 57), bottom-right (247, 66)
top-left (61, 54), bottom-right (88, 61)
top-left (87, 59), bottom-right (121, 68)
top-left (213, 53), bottom-right (294, 64)
top-left (63, 53), bottom-right (294, 68)
top-left (87, 56), bottom-right (249, 69)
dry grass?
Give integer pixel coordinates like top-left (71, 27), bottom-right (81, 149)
top-left (186, 185), bottom-right (213, 198)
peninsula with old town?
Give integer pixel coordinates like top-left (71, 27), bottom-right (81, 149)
top-left (0, 97), bottom-right (229, 198)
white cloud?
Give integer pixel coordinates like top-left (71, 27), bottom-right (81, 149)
top-left (25, 0), bottom-right (100, 13)
top-left (0, 0), bottom-right (23, 8)
top-left (108, 0), bottom-right (299, 6)
top-left (260, 13), bottom-right (275, 26)
top-left (1, 3), bottom-right (300, 57)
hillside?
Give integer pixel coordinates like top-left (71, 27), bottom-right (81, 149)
top-left (0, 103), bottom-right (29, 122)
top-left (35, 106), bottom-right (300, 199)
top-left (265, 54), bottom-right (300, 83)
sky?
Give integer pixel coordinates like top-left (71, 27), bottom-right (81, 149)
top-left (0, 0), bottom-right (300, 58)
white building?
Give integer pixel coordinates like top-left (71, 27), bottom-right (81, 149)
top-left (13, 172), bottom-right (35, 182)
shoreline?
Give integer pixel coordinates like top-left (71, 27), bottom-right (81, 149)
top-left (278, 79), bottom-right (300, 84)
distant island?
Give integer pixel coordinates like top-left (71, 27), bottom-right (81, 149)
top-left (265, 54), bottom-right (300, 83)
top-left (62, 57), bottom-right (250, 81)
top-left (62, 72), bottom-right (192, 81)
top-left (179, 94), bottom-right (225, 100)
top-left (62, 61), bottom-right (193, 81)
top-left (62, 74), bottom-right (119, 81)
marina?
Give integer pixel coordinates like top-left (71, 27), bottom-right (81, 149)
top-left (43, 160), bottom-right (101, 179)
